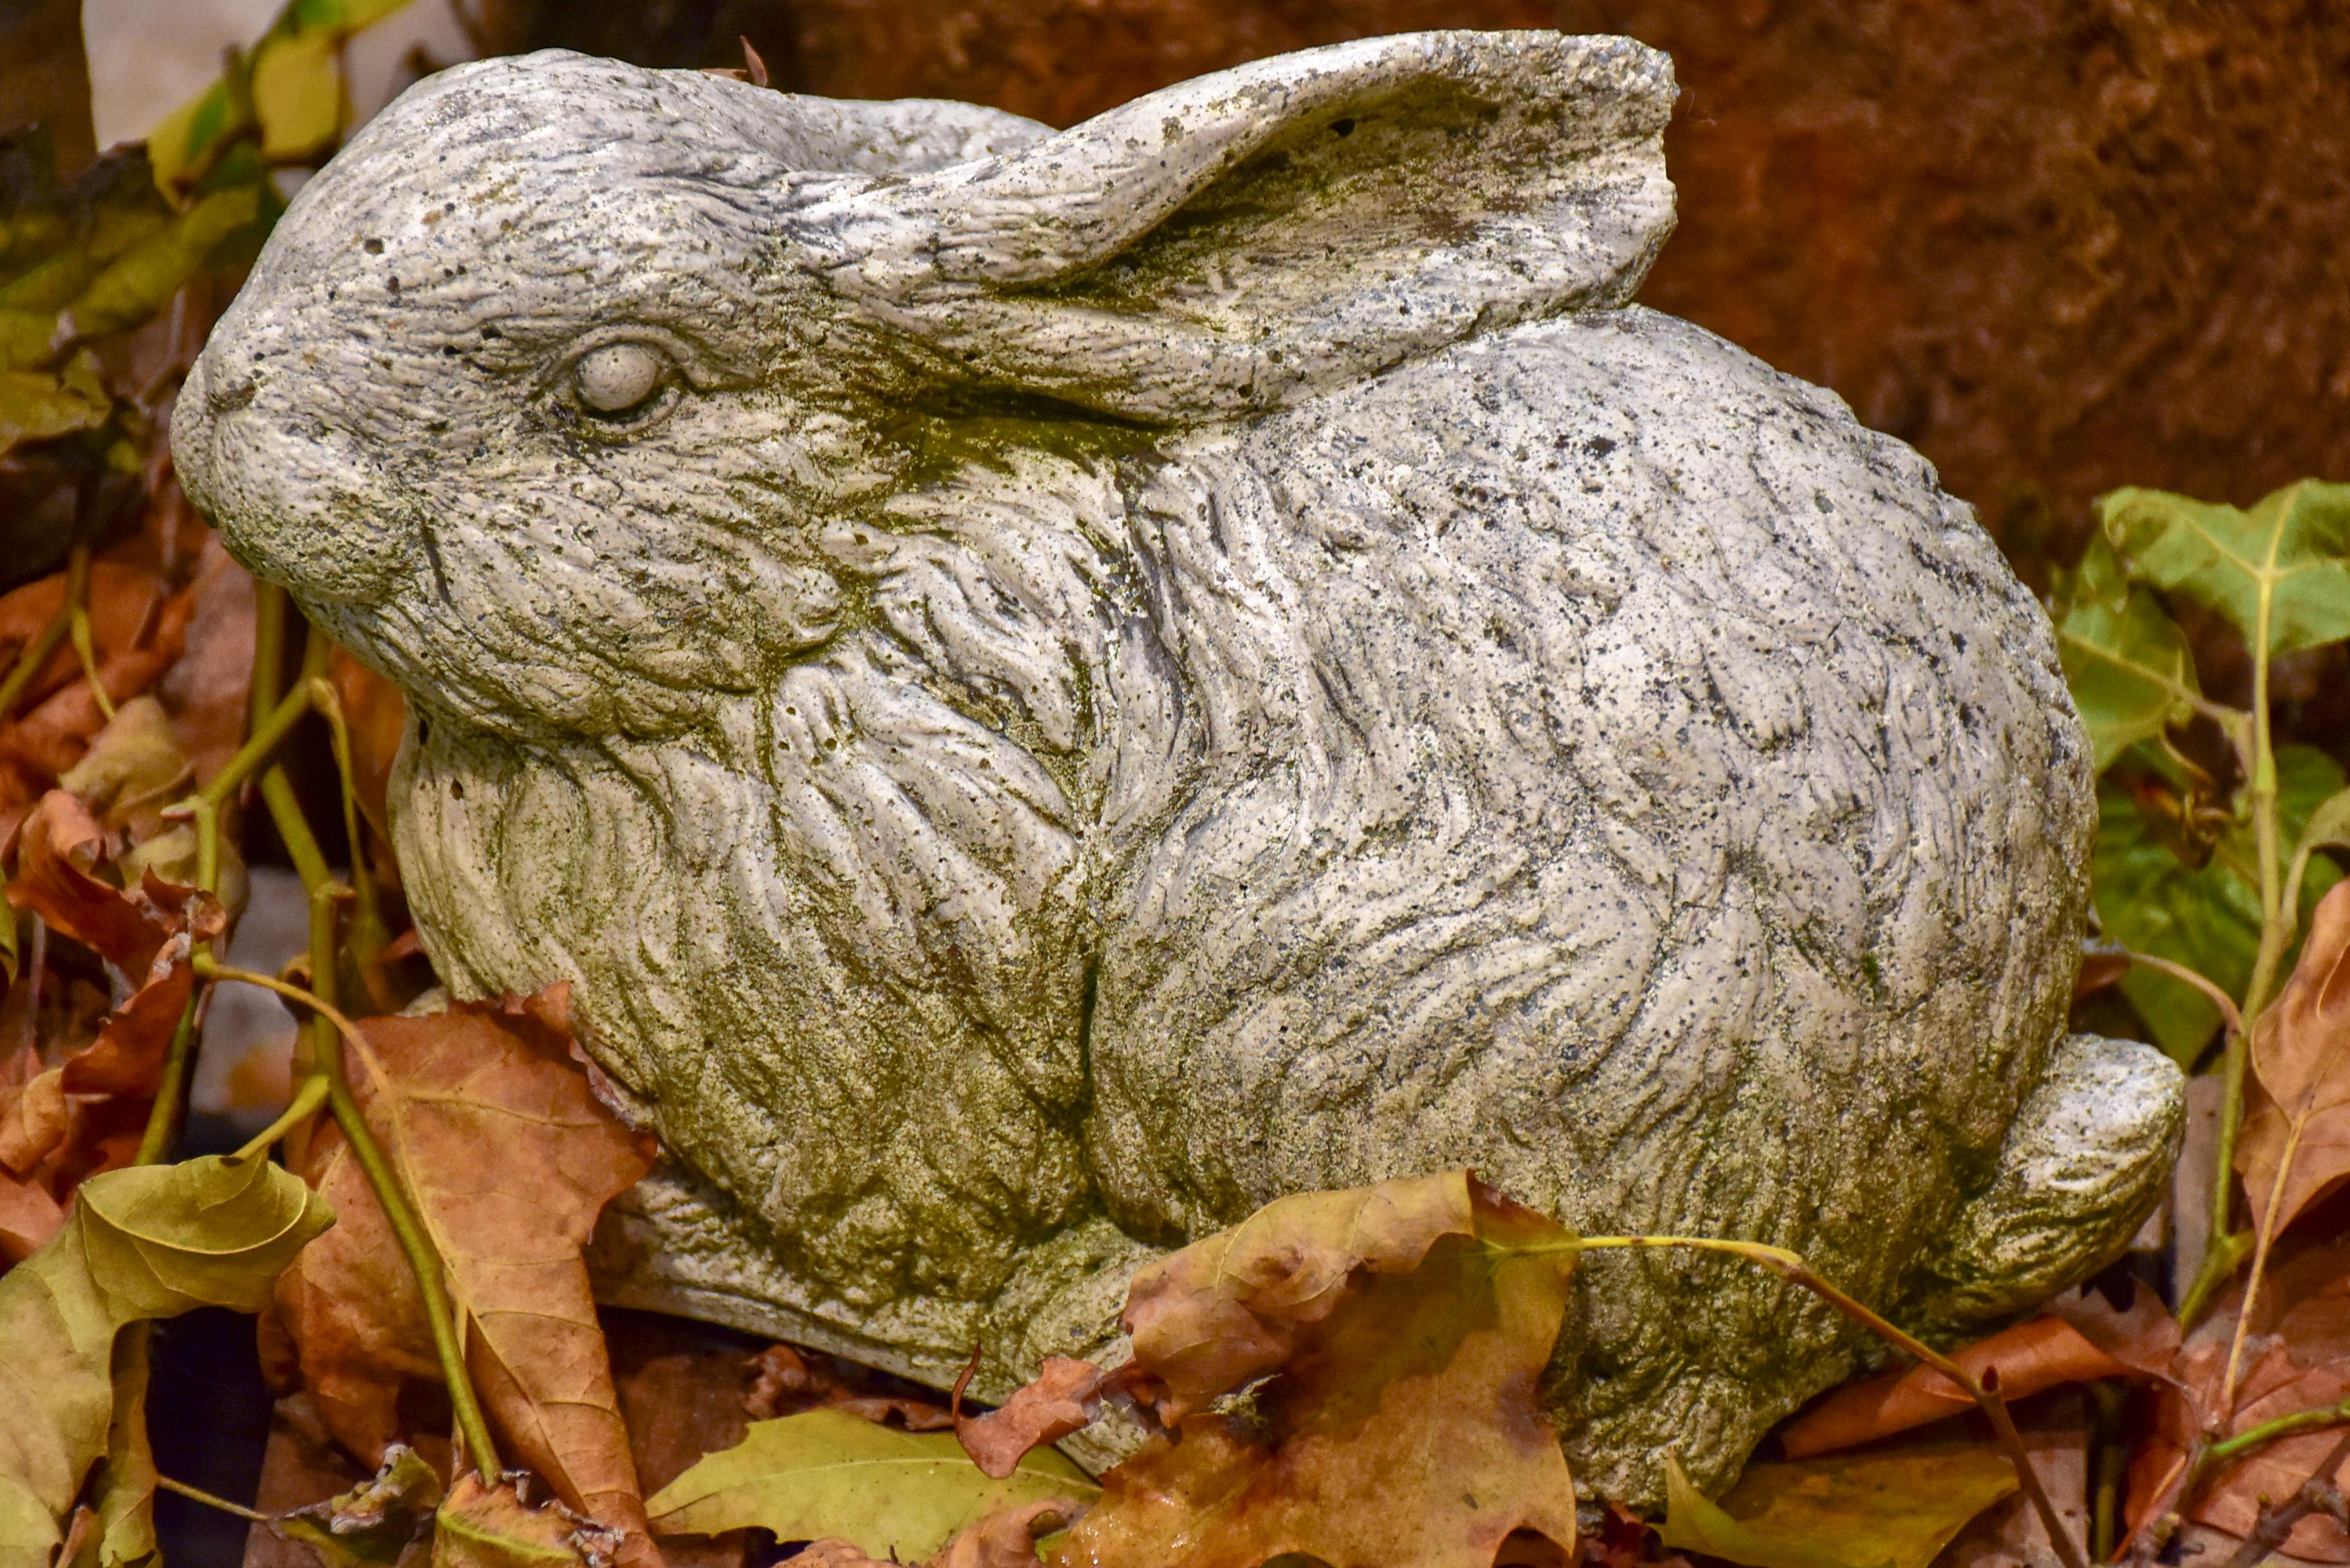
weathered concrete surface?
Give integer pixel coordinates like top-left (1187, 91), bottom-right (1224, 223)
top-left (173, 33), bottom-right (2181, 1506)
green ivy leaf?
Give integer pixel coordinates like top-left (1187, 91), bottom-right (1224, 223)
top-left (1657, 1445), bottom-right (2017, 1568)
top-left (0, 1155), bottom-right (332, 1568)
top-left (646, 1409), bottom-right (1098, 1562)
top-left (2054, 534), bottom-right (2205, 772)
top-left (2097, 743), bottom-right (2348, 1062)
top-left (2100, 480), bottom-right (2350, 659)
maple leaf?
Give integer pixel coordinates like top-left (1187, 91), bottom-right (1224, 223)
top-left (2052, 534), bottom-right (2205, 772)
top-left (1046, 1170), bottom-right (1580, 1568)
top-left (272, 993), bottom-right (661, 1566)
top-left (2240, 878), bottom-right (2350, 1237)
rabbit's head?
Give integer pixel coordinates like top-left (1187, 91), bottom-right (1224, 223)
top-left (176, 34), bottom-right (1675, 740)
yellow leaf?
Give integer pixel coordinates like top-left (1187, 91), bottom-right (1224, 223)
top-left (0, 351), bottom-right (110, 451)
top-left (432, 1475), bottom-right (615, 1568)
top-left (1657, 1444), bottom-right (2018, 1568)
top-left (145, 78), bottom-right (244, 201)
top-left (0, 1155), bottom-right (332, 1568)
top-left (60, 186), bottom-right (260, 343)
top-left (648, 1410), bottom-right (1097, 1562)
top-left (253, 31), bottom-right (343, 161)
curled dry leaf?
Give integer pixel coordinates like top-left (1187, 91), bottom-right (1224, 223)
top-left (952, 1355), bottom-right (1106, 1480)
top-left (1052, 1170), bottom-right (1580, 1568)
top-left (2241, 879), bottom-right (2350, 1237)
top-left (0, 557), bottom-right (183, 792)
top-left (1, 786), bottom-right (225, 1112)
top-left (0, 1154), bottom-right (332, 1568)
top-left (1657, 1444), bottom-right (2018, 1568)
top-left (1118, 1170), bottom-right (1476, 1425)
top-left (275, 1443), bottom-right (444, 1568)
top-left (273, 994), bottom-right (662, 1567)
top-left (431, 1475), bottom-right (622, 1568)
top-left (58, 698), bottom-right (194, 847)
top-left (9, 789), bottom-right (172, 978)
top-left (1779, 1284), bottom-right (2178, 1458)
top-left (931, 1499), bottom-right (1082, 1568)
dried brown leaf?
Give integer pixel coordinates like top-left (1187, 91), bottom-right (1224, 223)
top-left (1118, 1169), bottom-right (1482, 1425)
top-left (431, 1476), bottom-right (620, 1568)
top-left (1055, 1171), bottom-right (1580, 1568)
top-left (952, 1356), bottom-right (1104, 1479)
top-left (1779, 1291), bottom-right (2170, 1458)
top-left (742, 1343), bottom-right (952, 1432)
top-left (156, 539), bottom-right (255, 789)
top-left (0, 1053), bottom-right (69, 1174)
top-left (276, 996), bottom-right (660, 1565)
top-left (2241, 879), bottom-right (2350, 1237)
top-left (2126, 1240), bottom-right (2350, 1558)
top-left (60, 931), bottom-right (192, 1097)
top-left (8, 789), bottom-right (169, 974)
top-left (929, 1499), bottom-right (1078, 1568)
top-left (0, 1168), bottom-right (64, 1261)
top-left (58, 697), bottom-right (192, 846)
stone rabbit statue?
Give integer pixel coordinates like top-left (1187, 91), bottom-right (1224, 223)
top-left (174, 32), bottom-right (2181, 1504)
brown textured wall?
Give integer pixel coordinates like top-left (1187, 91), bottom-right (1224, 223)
top-left (612, 0), bottom-right (2346, 579)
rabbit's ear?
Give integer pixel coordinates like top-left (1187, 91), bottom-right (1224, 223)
top-left (794, 32), bottom-right (1675, 420)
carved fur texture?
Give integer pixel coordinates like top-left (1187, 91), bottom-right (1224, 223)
top-left (173, 33), bottom-right (2182, 1505)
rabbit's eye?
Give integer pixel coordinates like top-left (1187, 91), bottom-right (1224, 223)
top-left (574, 342), bottom-right (668, 416)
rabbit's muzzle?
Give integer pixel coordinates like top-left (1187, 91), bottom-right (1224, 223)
top-left (174, 340), bottom-right (416, 608)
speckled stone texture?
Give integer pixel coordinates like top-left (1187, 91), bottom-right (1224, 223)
top-left (172, 32), bottom-right (2181, 1506)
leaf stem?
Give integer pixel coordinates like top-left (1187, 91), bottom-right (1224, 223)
top-left (306, 669), bottom-right (388, 977)
top-left (2205, 1394), bottom-right (2350, 1466)
top-left (194, 954), bottom-right (504, 1482)
top-left (156, 1474), bottom-right (269, 1524)
top-left (197, 684), bottom-right (311, 810)
top-left (64, 544), bottom-right (115, 721)
top-left (131, 999), bottom-right (203, 1167)
top-left (0, 601), bottom-right (71, 718)
top-left (1577, 1235), bottom-right (2090, 1568)
top-left (232, 1072), bottom-right (331, 1162)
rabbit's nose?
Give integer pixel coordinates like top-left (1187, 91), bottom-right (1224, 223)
top-left (204, 368), bottom-right (260, 415)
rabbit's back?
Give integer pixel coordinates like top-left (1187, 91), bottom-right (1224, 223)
top-left (1083, 304), bottom-right (2093, 1485)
